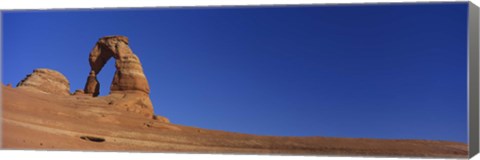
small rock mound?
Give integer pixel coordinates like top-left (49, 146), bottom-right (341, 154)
top-left (153, 115), bottom-right (170, 123)
top-left (17, 69), bottom-right (70, 96)
top-left (72, 89), bottom-right (86, 96)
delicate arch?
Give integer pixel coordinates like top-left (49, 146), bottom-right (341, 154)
top-left (83, 36), bottom-right (150, 97)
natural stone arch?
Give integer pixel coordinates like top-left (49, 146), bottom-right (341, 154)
top-left (84, 35), bottom-right (150, 96)
top-left (82, 35), bottom-right (158, 118)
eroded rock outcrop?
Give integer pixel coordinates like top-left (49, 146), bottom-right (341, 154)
top-left (82, 35), bottom-right (157, 118)
top-left (13, 36), bottom-right (167, 122)
top-left (16, 68), bottom-right (71, 96)
top-left (84, 36), bottom-right (149, 96)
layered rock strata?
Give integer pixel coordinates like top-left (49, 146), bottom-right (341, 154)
top-left (82, 35), bottom-right (155, 118)
top-left (16, 68), bottom-right (70, 96)
top-left (15, 36), bottom-right (165, 121)
top-left (84, 36), bottom-right (150, 95)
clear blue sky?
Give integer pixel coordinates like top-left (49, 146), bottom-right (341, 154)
top-left (2, 3), bottom-right (469, 143)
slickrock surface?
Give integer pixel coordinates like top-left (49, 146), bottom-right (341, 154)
top-left (16, 68), bottom-right (70, 96)
top-left (1, 86), bottom-right (468, 158)
top-left (1, 36), bottom-right (469, 158)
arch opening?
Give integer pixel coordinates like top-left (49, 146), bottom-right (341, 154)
top-left (96, 59), bottom-right (116, 96)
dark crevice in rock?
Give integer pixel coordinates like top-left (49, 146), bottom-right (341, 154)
top-left (80, 136), bottom-right (105, 142)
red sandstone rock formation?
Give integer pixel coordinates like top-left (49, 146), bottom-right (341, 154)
top-left (82, 35), bottom-right (156, 118)
top-left (16, 68), bottom-right (70, 96)
top-left (84, 36), bottom-right (149, 95)
top-left (15, 36), bottom-right (165, 120)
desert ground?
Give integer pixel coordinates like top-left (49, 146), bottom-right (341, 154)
top-left (1, 85), bottom-right (468, 158)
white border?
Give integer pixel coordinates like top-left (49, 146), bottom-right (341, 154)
top-left (0, 0), bottom-right (477, 160)
top-left (0, 150), bottom-right (466, 160)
